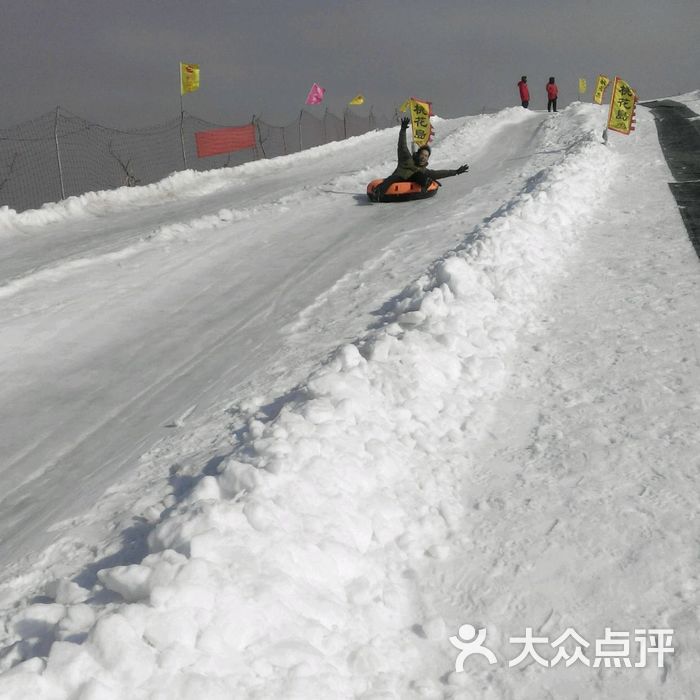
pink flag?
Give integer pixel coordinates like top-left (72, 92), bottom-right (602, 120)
top-left (305, 82), bottom-right (326, 105)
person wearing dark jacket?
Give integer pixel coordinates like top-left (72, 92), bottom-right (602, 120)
top-left (546, 77), bottom-right (559, 112)
top-left (518, 76), bottom-right (530, 108)
top-left (372, 117), bottom-right (469, 200)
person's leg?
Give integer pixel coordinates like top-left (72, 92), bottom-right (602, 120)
top-left (553, 98), bottom-right (557, 112)
top-left (373, 174), bottom-right (402, 200)
top-left (409, 170), bottom-right (432, 192)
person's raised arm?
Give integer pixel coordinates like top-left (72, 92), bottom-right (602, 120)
top-left (397, 117), bottom-right (411, 161)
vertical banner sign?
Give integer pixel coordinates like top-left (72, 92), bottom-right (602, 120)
top-left (409, 97), bottom-right (434, 147)
top-left (180, 63), bottom-right (200, 95)
top-left (593, 74), bottom-right (611, 104)
top-left (578, 78), bottom-right (587, 95)
top-left (607, 77), bottom-right (637, 135)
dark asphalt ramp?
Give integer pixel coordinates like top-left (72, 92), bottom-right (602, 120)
top-left (643, 99), bottom-right (700, 257)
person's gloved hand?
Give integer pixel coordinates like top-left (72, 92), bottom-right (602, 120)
top-left (455, 164), bottom-right (469, 175)
top-left (400, 117), bottom-right (411, 130)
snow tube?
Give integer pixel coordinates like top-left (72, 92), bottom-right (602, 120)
top-left (366, 178), bottom-right (439, 203)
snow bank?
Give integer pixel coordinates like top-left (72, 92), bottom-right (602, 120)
top-left (0, 105), bottom-right (620, 698)
top-left (0, 127), bottom-right (393, 233)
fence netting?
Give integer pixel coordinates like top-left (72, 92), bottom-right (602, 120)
top-left (0, 107), bottom-right (393, 213)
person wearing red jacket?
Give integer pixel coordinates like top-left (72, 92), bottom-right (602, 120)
top-left (518, 76), bottom-right (530, 108)
top-left (546, 77), bottom-right (559, 112)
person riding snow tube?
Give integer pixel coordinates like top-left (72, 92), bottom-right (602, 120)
top-left (368, 117), bottom-right (469, 203)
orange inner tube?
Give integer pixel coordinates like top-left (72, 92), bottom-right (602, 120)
top-left (366, 178), bottom-right (439, 196)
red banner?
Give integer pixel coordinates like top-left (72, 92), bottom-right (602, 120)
top-left (195, 125), bottom-right (256, 158)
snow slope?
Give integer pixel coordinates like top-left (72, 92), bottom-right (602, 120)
top-left (1, 93), bottom-right (699, 698)
top-left (0, 107), bottom-right (546, 569)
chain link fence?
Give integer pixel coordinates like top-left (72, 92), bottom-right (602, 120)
top-left (0, 107), bottom-right (394, 213)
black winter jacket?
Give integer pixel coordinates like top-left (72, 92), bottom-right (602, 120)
top-left (391, 126), bottom-right (460, 181)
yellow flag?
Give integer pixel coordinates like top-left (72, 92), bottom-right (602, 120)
top-left (578, 78), bottom-right (587, 94)
top-left (607, 77), bottom-right (637, 135)
top-left (180, 62), bottom-right (200, 95)
top-left (399, 99), bottom-right (410, 113)
top-left (593, 74), bottom-right (611, 105)
top-left (409, 97), bottom-right (433, 147)
top-left (348, 94), bottom-right (365, 106)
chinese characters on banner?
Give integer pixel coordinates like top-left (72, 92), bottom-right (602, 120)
top-left (180, 62), bottom-right (200, 95)
top-left (594, 74), bottom-right (611, 105)
top-left (578, 78), bottom-right (587, 94)
top-left (607, 76), bottom-right (638, 134)
top-left (408, 97), bottom-right (434, 147)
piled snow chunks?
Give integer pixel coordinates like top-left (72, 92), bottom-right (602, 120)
top-left (0, 166), bottom-right (235, 229)
top-left (0, 105), bottom-right (622, 699)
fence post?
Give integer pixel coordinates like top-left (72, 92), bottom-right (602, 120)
top-left (343, 109), bottom-right (348, 139)
top-left (254, 116), bottom-right (267, 159)
top-left (54, 106), bottom-right (66, 200)
top-left (298, 110), bottom-right (303, 151)
top-left (281, 125), bottom-right (288, 155)
top-left (179, 94), bottom-right (188, 169)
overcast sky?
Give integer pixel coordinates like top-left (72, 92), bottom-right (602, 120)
top-left (2, 0), bottom-right (699, 129)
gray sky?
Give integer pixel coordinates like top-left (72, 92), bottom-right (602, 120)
top-left (2, 0), bottom-right (699, 129)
